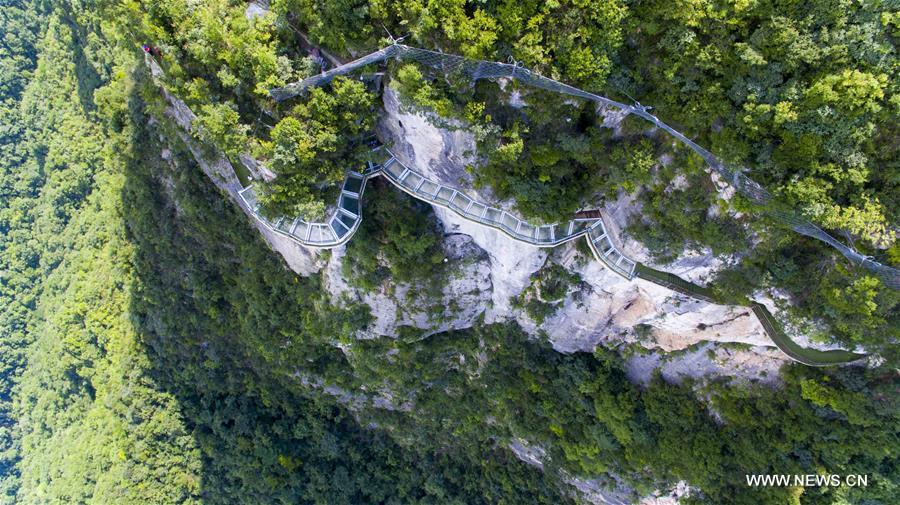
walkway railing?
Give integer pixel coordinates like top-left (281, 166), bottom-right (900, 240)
top-left (270, 44), bottom-right (899, 291)
top-left (634, 264), bottom-right (717, 303)
top-left (237, 147), bottom-right (638, 279)
top-left (751, 303), bottom-right (865, 366)
top-left (586, 221), bottom-right (638, 279)
top-left (144, 52), bottom-right (861, 366)
top-left (378, 153), bottom-right (637, 279)
top-left (238, 170), bottom-right (371, 248)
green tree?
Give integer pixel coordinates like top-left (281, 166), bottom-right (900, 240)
top-left (391, 63), bottom-right (454, 117)
top-left (258, 76), bottom-right (375, 218)
top-left (194, 102), bottom-right (250, 159)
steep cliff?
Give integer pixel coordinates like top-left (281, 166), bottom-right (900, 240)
top-left (372, 86), bottom-right (789, 382)
top-left (151, 58), bottom-right (323, 275)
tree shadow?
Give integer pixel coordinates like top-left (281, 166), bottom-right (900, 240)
top-left (64, 17), bottom-right (103, 113)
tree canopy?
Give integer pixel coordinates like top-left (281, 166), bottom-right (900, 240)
top-left (1, 1), bottom-right (897, 504)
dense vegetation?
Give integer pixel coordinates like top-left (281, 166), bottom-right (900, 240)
top-left (0, 3), bottom-right (567, 501)
top-left (342, 179), bottom-right (446, 290)
top-left (270, 0), bottom-right (899, 359)
top-left (1, 0), bottom-right (898, 504)
top-left (348, 323), bottom-right (898, 504)
top-left (257, 76), bottom-right (376, 219)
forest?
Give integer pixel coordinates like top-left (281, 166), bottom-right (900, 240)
top-left (0, 0), bottom-right (897, 504)
top-left (118, 0), bottom-right (900, 360)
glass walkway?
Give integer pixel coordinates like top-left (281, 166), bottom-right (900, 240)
top-left (238, 169), bottom-right (372, 248)
top-left (144, 51), bottom-right (862, 366)
top-left (378, 154), bottom-right (636, 278)
top-left (238, 148), bottom-right (637, 279)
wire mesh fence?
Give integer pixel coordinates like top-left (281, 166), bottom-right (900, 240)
top-left (269, 44), bottom-right (899, 289)
top-left (146, 51), bottom-right (864, 365)
top-left (269, 45), bottom-right (400, 101)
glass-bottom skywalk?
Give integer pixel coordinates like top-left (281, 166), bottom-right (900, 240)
top-left (237, 147), bottom-right (637, 278)
top-left (238, 170), bottom-right (369, 248)
top-left (379, 151), bottom-right (636, 278)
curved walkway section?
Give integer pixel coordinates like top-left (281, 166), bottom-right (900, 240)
top-left (237, 147), bottom-right (638, 279)
top-left (751, 304), bottom-right (865, 366)
top-left (238, 169), bottom-right (372, 248)
top-left (144, 52), bottom-right (860, 366)
top-left (379, 152), bottom-right (637, 280)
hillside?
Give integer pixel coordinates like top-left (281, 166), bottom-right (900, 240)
top-left (0, 1), bottom-right (897, 504)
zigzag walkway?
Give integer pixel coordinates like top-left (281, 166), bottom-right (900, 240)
top-left (239, 148), bottom-right (637, 279)
top-left (240, 157), bottom-right (863, 366)
top-left (143, 53), bottom-right (862, 367)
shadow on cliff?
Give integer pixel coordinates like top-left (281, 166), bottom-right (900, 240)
top-left (117, 64), bottom-right (567, 503)
top-left (117, 65), bottom-right (398, 503)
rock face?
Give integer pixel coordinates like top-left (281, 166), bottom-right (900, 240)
top-left (372, 89), bottom-right (785, 382)
top-left (601, 189), bottom-right (731, 285)
top-left (163, 65), bottom-right (787, 382)
top-left (433, 206), bottom-right (548, 320)
top-left (625, 344), bottom-right (785, 387)
top-left (508, 438), bottom-right (691, 505)
top-left (513, 243), bottom-right (774, 357)
top-left (151, 60), bottom-right (323, 276)
top-left (378, 87), bottom-right (501, 205)
top-left (378, 87), bottom-right (477, 184)
top-left (753, 290), bottom-right (860, 353)
top-left (323, 234), bottom-right (494, 339)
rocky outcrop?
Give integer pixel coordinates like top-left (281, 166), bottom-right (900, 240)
top-left (508, 438), bottom-right (691, 505)
top-left (375, 89), bottom-right (786, 382)
top-left (323, 234), bottom-right (493, 339)
top-left (378, 86), bottom-right (504, 205)
top-left (378, 87), bottom-right (477, 183)
top-left (753, 290), bottom-right (863, 354)
top-left (512, 243), bottom-right (775, 358)
top-left (244, 0), bottom-right (269, 21)
top-left (150, 58), bottom-right (324, 276)
top-left (157, 58), bottom-right (792, 380)
top-left (625, 344), bottom-right (785, 387)
top-left (432, 206), bottom-right (548, 319)
top-left (601, 189), bottom-right (733, 285)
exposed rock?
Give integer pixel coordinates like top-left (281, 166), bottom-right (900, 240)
top-left (753, 290), bottom-right (863, 353)
top-left (639, 482), bottom-right (691, 505)
top-left (507, 89), bottom-right (527, 108)
top-left (244, 0), bottom-right (269, 20)
top-left (625, 344), bottom-right (786, 387)
top-left (376, 93), bottom-right (784, 381)
top-left (151, 62), bottom-right (324, 276)
top-left (563, 474), bottom-right (633, 505)
top-left (433, 206), bottom-right (548, 320)
top-left (508, 439), bottom-right (546, 470)
top-left (602, 189), bottom-right (732, 285)
top-left (323, 234), bottom-right (493, 338)
top-left (597, 103), bottom-right (631, 134)
top-left (513, 243), bottom-right (772, 359)
top-left (508, 438), bottom-right (690, 505)
top-left (238, 153), bottom-right (276, 182)
top-left (378, 86), bottom-right (502, 204)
